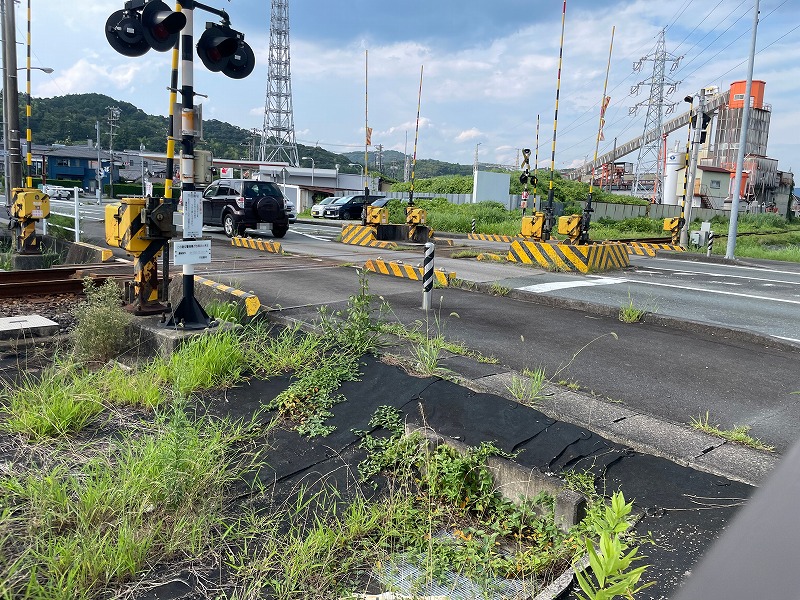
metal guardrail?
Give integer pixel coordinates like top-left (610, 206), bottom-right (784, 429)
top-left (41, 187), bottom-right (83, 242)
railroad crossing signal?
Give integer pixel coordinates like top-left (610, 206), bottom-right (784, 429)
top-left (105, 0), bottom-right (186, 57)
top-left (196, 23), bottom-right (255, 79)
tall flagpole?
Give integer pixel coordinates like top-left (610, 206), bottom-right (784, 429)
top-left (580, 25), bottom-right (614, 244)
top-left (364, 50), bottom-right (369, 199)
top-left (544, 0), bottom-right (567, 240)
top-left (409, 65), bottom-right (423, 206)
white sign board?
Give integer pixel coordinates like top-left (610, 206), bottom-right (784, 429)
top-left (220, 167), bottom-right (233, 178)
top-left (172, 240), bottom-right (212, 265)
top-left (182, 190), bottom-right (203, 238)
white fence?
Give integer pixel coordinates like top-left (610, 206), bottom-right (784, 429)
top-left (41, 187), bottom-right (83, 242)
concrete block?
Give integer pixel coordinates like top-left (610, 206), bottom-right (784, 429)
top-left (0, 315), bottom-right (60, 341)
top-left (128, 315), bottom-right (239, 361)
top-left (406, 422), bottom-right (586, 531)
top-left (10, 253), bottom-right (46, 270)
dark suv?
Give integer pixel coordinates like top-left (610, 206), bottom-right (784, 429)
top-left (322, 195), bottom-right (384, 220)
top-left (201, 179), bottom-right (290, 238)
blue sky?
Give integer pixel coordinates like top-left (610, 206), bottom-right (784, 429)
top-left (25, 0), bottom-right (800, 175)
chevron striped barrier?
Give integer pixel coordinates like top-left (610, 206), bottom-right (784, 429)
top-left (468, 232), bottom-right (516, 243)
top-left (231, 237), bottom-right (283, 254)
top-left (341, 224), bottom-right (399, 249)
top-left (364, 258), bottom-right (455, 286)
top-left (508, 240), bottom-right (629, 273)
top-left (194, 276), bottom-right (261, 316)
top-left (626, 241), bottom-right (686, 255)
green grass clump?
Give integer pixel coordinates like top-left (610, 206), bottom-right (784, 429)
top-left (0, 359), bottom-right (105, 438)
top-left (0, 408), bottom-right (258, 599)
top-left (151, 328), bottom-right (249, 398)
top-left (690, 411), bottom-right (774, 452)
top-left (205, 299), bottom-right (246, 324)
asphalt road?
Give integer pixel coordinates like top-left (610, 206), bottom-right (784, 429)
top-left (17, 204), bottom-right (800, 453)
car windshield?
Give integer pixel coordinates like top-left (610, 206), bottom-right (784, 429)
top-left (332, 197), bottom-right (351, 205)
top-left (320, 197), bottom-right (336, 205)
top-left (243, 181), bottom-right (282, 198)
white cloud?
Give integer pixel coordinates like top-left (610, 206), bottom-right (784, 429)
top-left (454, 128), bottom-right (482, 143)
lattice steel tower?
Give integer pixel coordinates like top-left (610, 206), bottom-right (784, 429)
top-left (259, 0), bottom-right (299, 166)
top-left (630, 29), bottom-right (682, 202)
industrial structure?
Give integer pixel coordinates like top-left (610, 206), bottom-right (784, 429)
top-left (259, 0), bottom-right (299, 167)
top-left (578, 80), bottom-right (794, 215)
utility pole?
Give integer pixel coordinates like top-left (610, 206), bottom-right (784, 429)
top-left (106, 106), bottom-right (120, 199)
top-left (95, 121), bottom-right (101, 204)
top-left (3, 0), bottom-right (21, 192)
top-left (726, 0), bottom-right (760, 259)
top-left (680, 89), bottom-right (705, 247)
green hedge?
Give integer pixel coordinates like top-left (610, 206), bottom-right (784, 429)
top-left (105, 183), bottom-right (166, 198)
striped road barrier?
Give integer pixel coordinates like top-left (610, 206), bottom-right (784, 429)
top-left (626, 241), bottom-right (686, 256)
top-left (194, 276), bottom-right (261, 316)
top-left (508, 240), bottom-right (629, 273)
top-left (468, 232), bottom-right (516, 243)
top-left (364, 258), bottom-right (455, 287)
top-left (231, 237), bottom-right (283, 254)
top-left (341, 224), bottom-right (399, 249)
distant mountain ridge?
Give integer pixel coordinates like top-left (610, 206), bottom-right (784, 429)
top-left (25, 93), bottom-right (472, 180)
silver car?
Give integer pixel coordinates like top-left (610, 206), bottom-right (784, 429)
top-left (311, 196), bottom-right (337, 218)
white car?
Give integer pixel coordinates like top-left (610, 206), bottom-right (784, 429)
top-left (42, 184), bottom-right (72, 200)
top-left (311, 196), bottom-right (338, 218)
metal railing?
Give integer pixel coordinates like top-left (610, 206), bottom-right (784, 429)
top-left (41, 186), bottom-right (83, 242)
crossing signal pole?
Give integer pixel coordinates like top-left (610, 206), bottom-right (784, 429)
top-left (106, 0), bottom-right (255, 328)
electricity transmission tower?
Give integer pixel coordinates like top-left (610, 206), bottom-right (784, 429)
top-left (630, 29), bottom-right (682, 202)
top-left (259, 0), bottom-right (299, 166)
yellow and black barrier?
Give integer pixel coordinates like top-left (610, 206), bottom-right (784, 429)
top-left (341, 224), bottom-right (399, 249)
top-left (468, 232), bottom-right (516, 243)
top-left (231, 237), bottom-right (283, 254)
top-left (508, 240), bottom-right (629, 273)
top-left (364, 258), bottom-right (455, 287)
top-left (194, 276), bottom-right (261, 317)
top-left (626, 241), bottom-right (686, 256)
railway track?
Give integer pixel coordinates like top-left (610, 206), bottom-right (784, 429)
top-left (0, 264), bottom-right (130, 299)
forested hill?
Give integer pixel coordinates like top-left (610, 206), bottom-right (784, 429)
top-left (26, 93), bottom-right (363, 174)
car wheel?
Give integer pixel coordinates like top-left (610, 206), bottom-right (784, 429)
top-left (223, 213), bottom-right (240, 238)
top-left (272, 224), bottom-right (288, 238)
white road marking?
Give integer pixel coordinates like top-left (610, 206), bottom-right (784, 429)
top-left (517, 278), bottom-right (628, 293)
top-left (641, 261), bottom-right (800, 280)
top-left (292, 230), bottom-right (333, 242)
top-left (604, 278), bottom-right (800, 306)
top-left (773, 335), bottom-right (800, 344)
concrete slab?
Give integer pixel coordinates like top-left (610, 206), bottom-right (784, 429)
top-left (128, 315), bottom-right (238, 360)
top-left (690, 442), bottom-right (779, 486)
top-left (0, 314), bottom-right (60, 341)
top-left (602, 413), bottom-right (724, 465)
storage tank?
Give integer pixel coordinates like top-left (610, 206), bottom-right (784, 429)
top-left (663, 149), bottom-right (685, 205)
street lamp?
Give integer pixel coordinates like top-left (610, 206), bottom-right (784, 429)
top-left (301, 156), bottom-right (315, 207)
top-left (349, 163), bottom-right (364, 191)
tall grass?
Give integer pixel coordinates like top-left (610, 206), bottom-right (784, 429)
top-left (0, 408), bottom-right (259, 599)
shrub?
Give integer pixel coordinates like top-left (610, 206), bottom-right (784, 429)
top-left (72, 278), bottom-right (133, 362)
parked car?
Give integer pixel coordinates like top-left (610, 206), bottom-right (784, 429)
top-left (322, 195), bottom-right (384, 220)
top-left (285, 200), bottom-right (297, 224)
top-left (201, 178), bottom-right (290, 238)
top-left (311, 196), bottom-right (337, 218)
top-left (41, 184), bottom-right (72, 200)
